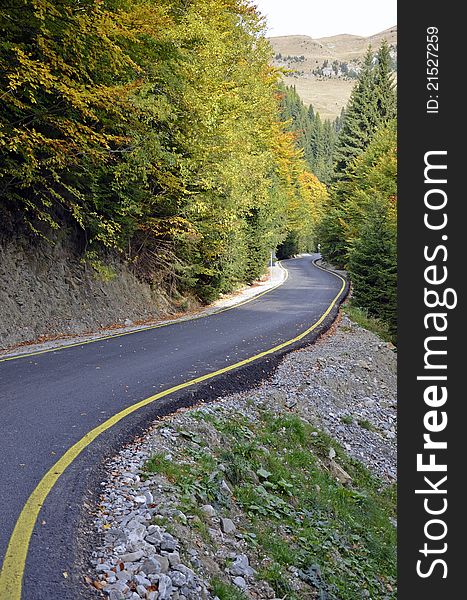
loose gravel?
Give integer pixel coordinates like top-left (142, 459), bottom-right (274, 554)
top-left (88, 313), bottom-right (396, 599)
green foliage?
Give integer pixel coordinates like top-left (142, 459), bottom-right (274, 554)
top-left (0, 0), bottom-right (324, 303)
top-left (318, 120), bottom-right (397, 335)
top-left (276, 231), bottom-right (300, 259)
top-left (279, 85), bottom-right (339, 184)
top-left (335, 42), bottom-right (396, 176)
top-left (142, 452), bottom-right (191, 483)
top-left (343, 303), bottom-right (395, 344)
top-left (348, 200), bottom-right (397, 339)
top-left (170, 407), bottom-right (397, 599)
top-left (210, 577), bottom-right (249, 600)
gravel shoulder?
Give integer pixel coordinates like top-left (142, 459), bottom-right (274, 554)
top-left (87, 312), bottom-right (397, 600)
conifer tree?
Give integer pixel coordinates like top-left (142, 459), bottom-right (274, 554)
top-left (348, 201), bottom-right (397, 338)
top-left (375, 40), bottom-right (396, 121)
top-left (334, 47), bottom-right (378, 175)
top-left (278, 85), bottom-right (338, 184)
top-left (334, 43), bottom-right (396, 178)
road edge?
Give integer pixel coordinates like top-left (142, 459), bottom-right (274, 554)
top-left (0, 258), bottom-right (349, 599)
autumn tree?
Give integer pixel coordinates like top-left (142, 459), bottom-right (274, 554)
top-left (0, 0), bottom-right (324, 303)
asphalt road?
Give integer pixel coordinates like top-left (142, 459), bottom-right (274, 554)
top-left (0, 255), bottom-right (347, 599)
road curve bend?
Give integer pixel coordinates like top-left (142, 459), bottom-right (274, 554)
top-left (0, 255), bottom-right (347, 599)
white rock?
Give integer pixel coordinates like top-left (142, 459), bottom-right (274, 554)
top-left (229, 554), bottom-right (255, 577)
top-left (157, 574), bottom-right (173, 599)
top-left (233, 576), bottom-right (247, 589)
top-left (201, 504), bottom-right (216, 518)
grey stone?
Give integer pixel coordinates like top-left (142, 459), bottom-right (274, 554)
top-left (220, 518), bottom-right (236, 534)
top-left (157, 574), bottom-right (173, 599)
top-left (119, 550), bottom-right (144, 562)
top-left (220, 480), bottom-right (232, 496)
top-left (145, 531), bottom-right (163, 546)
top-left (160, 532), bottom-right (177, 551)
top-left (169, 570), bottom-right (187, 587)
top-left (229, 554), bottom-right (255, 577)
top-left (105, 581), bottom-right (130, 594)
top-left (141, 557), bottom-right (162, 575)
top-left (200, 504), bottom-right (216, 518)
top-left (329, 459), bottom-right (352, 485)
top-left (146, 525), bottom-right (163, 546)
top-left (153, 555), bottom-right (170, 573)
top-left (233, 576), bottom-right (247, 589)
top-left (126, 524), bottom-right (147, 550)
top-left (134, 574), bottom-right (151, 587)
top-left (168, 551), bottom-right (181, 567)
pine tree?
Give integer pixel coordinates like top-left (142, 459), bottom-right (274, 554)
top-left (334, 43), bottom-right (396, 177)
top-left (348, 201), bottom-right (397, 338)
top-left (334, 47), bottom-right (378, 175)
top-left (278, 85), bottom-right (337, 184)
top-left (374, 40), bottom-right (396, 121)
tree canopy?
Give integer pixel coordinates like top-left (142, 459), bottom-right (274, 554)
top-left (0, 0), bottom-right (323, 301)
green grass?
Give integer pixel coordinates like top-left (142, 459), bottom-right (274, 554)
top-left (343, 302), bottom-right (395, 344)
top-left (341, 415), bottom-right (354, 425)
top-left (145, 410), bottom-right (397, 599)
top-left (358, 419), bottom-right (377, 432)
top-left (142, 452), bottom-right (190, 482)
top-left (210, 577), bottom-right (249, 600)
top-left (259, 563), bottom-right (297, 599)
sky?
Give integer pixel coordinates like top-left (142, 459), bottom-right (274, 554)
top-left (254, 0), bottom-right (397, 39)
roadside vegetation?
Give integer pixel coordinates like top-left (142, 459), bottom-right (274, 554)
top-left (315, 43), bottom-right (397, 340)
top-left (143, 408), bottom-right (397, 599)
top-left (1, 2), bottom-right (397, 336)
top-left (342, 303), bottom-right (395, 345)
top-left (0, 0), bottom-right (326, 304)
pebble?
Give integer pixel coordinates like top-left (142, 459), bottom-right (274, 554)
top-left (201, 505), bottom-right (216, 518)
top-left (229, 554), bottom-right (255, 577)
top-left (119, 550), bottom-right (144, 563)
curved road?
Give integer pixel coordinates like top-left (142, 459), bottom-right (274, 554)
top-left (0, 255), bottom-right (346, 599)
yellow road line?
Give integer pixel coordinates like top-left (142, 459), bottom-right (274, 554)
top-left (0, 263), bottom-right (288, 364)
top-left (0, 260), bottom-right (345, 599)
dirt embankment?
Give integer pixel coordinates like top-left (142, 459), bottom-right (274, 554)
top-left (0, 234), bottom-right (180, 350)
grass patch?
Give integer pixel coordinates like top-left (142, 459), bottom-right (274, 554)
top-left (210, 577), bottom-right (249, 600)
top-left (358, 419), bottom-right (377, 432)
top-left (259, 563), bottom-right (297, 599)
top-left (341, 415), bottom-right (354, 425)
top-left (144, 409), bottom-right (397, 599)
top-left (143, 452), bottom-right (190, 483)
top-left (229, 412), bottom-right (395, 598)
top-left (343, 302), bottom-right (395, 344)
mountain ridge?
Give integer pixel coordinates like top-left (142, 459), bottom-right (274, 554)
top-left (269, 26), bottom-right (397, 120)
